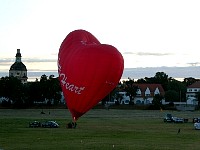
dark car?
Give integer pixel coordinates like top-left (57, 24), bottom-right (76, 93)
top-left (193, 117), bottom-right (200, 123)
top-left (29, 121), bottom-right (41, 128)
top-left (41, 121), bottom-right (59, 128)
top-left (164, 114), bottom-right (173, 122)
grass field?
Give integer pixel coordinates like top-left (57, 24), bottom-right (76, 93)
top-left (0, 108), bottom-right (200, 150)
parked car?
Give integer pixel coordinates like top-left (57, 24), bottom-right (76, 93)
top-left (172, 117), bottom-right (184, 123)
top-left (194, 122), bottom-right (200, 130)
top-left (193, 117), bottom-right (200, 123)
top-left (29, 121), bottom-right (41, 128)
top-left (41, 121), bottom-right (59, 128)
top-left (164, 113), bottom-right (188, 123)
top-left (164, 114), bottom-right (173, 122)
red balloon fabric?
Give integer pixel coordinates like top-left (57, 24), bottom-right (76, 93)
top-left (58, 29), bottom-right (124, 121)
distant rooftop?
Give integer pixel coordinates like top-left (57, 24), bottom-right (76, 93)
top-left (188, 81), bottom-right (200, 88)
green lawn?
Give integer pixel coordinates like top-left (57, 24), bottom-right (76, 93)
top-left (0, 108), bottom-right (200, 150)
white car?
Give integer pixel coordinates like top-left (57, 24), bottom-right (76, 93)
top-left (194, 122), bottom-right (200, 130)
top-left (172, 117), bottom-right (184, 123)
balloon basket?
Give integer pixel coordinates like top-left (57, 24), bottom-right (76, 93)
top-left (67, 121), bottom-right (77, 129)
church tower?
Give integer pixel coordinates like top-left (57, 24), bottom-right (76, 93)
top-left (9, 49), bottom-right (28, 83)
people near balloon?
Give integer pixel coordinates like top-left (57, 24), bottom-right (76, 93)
top-left (58, 29), bottom-right (124, 125)
top-left (67, 121), bottom-right (77, 129)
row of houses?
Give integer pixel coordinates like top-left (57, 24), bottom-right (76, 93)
top-left (114, 81), bottom-right (200, 106)
top-left (1, 78), bottom-right (200, 107)
top-left (113, 83), bottom-right (165, 105)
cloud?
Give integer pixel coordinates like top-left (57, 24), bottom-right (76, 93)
top-left (0, 58), bottom-right (57, 72)
top-left (28, 69), bottom-right (58, 72)
top-left (23, 58), bottom-right (57, 63)
top-left (136, 52), bottom-right (172, 56)
top-left (0, 57), bottom-right (57, 63)
top-left (123, 52), bottom-right (134, 55)
top-left (50, 52), bottom-right (58, 56)
top-left (0, 59), bottom-right (14, 63)
top-left (123, 51), bottom-right (172, 56)
top-left (122, 66), bottom-right (200, 80)
top-left (187, 62), bottom-right (200, 66)
top-left (0, 62), bottom-right (11, 68)
top-left (0, 59), bottom-right (13, 68)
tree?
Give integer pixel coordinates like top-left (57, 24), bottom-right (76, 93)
top-left (0, 77), bottom-right (8, 97)
top-left (154, 72), bottom-right (173, 91)
top-left (165, 90), bottom-right (179, 102)
top-left (46, 76), bottom-right (62, 105)
top-left (38, 75), bottom-right (62, 105)
top-left (0, 74), bottom-right (62, 108)
top-left (0, 77), bottom-right (13, 107)
top-left (143, 77), bottom-right (156, 84)
top-left (136, 78), bottom-right (147, 83)
top-left (183, 77), bottom-right (199, 86)
top-left (196, 92), bottom-right (200, 106)
top-left (28, 81), bottom-right (43, 103)
top-left (122, 78), bottom-right (138, 104)
top-left (22, 82), bottom-right (34, 106)
top-left (136, 72), bottom-right (173, 91)
top-left (152, 94), bottom-right (164, 109)
top-left (0, 76), bottom-right (24, 107)
top-left (101, 94), bottom-right (110, 105)
top-left (154, 72), bottom-right (169, 82)
top-left (39, 74), bottom-right (49, 103)
top-left (115, 92), bottom-right (123, 105)
top-left (167, 79), bottom-right (186, 101)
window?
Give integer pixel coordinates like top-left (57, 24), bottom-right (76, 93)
top-left (145, 88), bottom-right (151, 96)
top-left (136, 89), bottom-right (142, 96)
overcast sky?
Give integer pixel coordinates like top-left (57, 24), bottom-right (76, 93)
top-left (1, 0), bottom-right (200, 72)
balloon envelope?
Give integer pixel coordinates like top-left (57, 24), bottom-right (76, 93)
top-left (58, 29), bottom-right (124, 121)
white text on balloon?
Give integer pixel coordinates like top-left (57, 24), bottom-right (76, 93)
top-left (59, 73), bottom-right (85, 95)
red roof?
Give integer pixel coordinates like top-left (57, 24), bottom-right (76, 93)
top-left (188, 81), bottom-right (200, 88)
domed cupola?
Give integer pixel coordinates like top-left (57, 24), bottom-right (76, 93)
top-left (9, 49), bottom-right (28, 83)
top-left (10, 62), bottom-right (27, 71)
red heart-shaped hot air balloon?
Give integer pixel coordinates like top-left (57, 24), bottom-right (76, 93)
top-left (58, 29), bottom-right (124, 121)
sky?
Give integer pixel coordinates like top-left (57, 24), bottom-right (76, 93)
top-left (1, 0), bottom-right (200, 73)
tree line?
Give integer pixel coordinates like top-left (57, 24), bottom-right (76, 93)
top-left (0, 75), bottom-right (61, 108)
top-left (102, 72), bottom-right (200, 108)
top-left (0, 72), bottom-right (200, 108)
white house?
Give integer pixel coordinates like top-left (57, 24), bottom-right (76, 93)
top-left (117, 91), bottom-right (130, 104)
top-left (133, 84), bottom-right (165, 105)
top-left (186, 81), bottom-right (200, 105)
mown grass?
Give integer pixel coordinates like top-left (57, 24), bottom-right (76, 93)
top-left (0, 109), bottom-right (200, 150)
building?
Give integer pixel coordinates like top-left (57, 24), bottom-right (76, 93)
top-left (186, 81), bottom-right (200, 105)
top-left (133, 83), bottom-right (165, 104)
top-left (9, 49), bottom-right (28, 83)
top-left (114, 91), bottom-right (130, 105)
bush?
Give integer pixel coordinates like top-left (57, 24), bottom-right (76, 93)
top-left (1, 100), bottom-right (11, 107)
